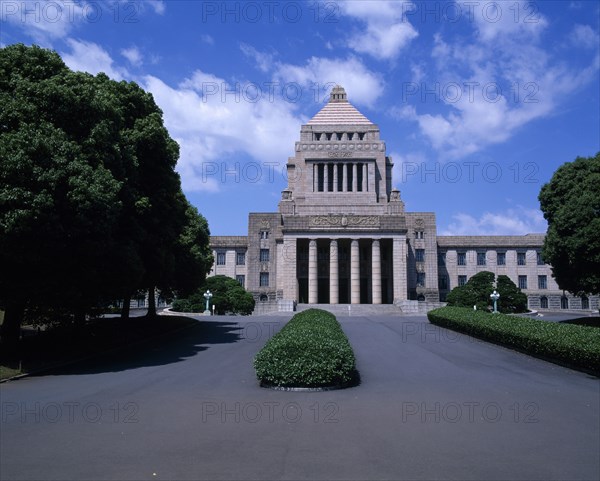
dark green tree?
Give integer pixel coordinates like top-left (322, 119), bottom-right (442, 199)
top-left (446, 271), bottom-right (495, 311)
top-left (539, 153), bottom-right (600, 295)
top-left (0, 44), bottom-right (213, 341)
top-left (172, 276), bottom-right (255, 315)
top-left (496, 275), bottom-right (528, 313)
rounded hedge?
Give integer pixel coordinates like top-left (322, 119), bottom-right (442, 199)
top-left (254, 309), bottom-right (358, 388)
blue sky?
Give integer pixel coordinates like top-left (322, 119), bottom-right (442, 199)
top-left (2, 0), bottom-right (599, 236)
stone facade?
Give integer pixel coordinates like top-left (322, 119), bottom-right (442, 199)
top-left (208, 86), bottom-right (598, 313)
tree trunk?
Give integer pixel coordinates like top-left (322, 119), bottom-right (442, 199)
top-left (121, 294), bottom-right (131, 320)
top-left (1, 301), bottom-right (25, 344)
top-left (147, 287), bottom-right (157, 318)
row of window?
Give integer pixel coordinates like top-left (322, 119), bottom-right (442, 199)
top-left (439, 251), bottom-right (545, 267)
top-left (313, 132), bottom-right (367, 141)
top-left (216, 249), bottom-right (270, 266)
top-left (234, 274), bottom-right (269, 288)
top-left (439, 274), bottom-right (548, 290)
top-left (538, 296), bottom-right (589, 309)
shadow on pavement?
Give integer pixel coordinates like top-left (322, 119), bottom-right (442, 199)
top-left (26, 319), bottom-right (243, 377)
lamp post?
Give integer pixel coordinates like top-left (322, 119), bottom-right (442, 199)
top-left (204, 290), bottom-right (213, 315)
top-left (490, 290), bottom-right (500, 314)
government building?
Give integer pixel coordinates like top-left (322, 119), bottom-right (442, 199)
top-left (208, 86), bottom-right (598, 314)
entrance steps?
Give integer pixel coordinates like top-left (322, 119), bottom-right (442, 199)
top-left (296, 303), bottom-right (403, 316)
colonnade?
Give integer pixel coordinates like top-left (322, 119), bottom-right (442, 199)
top-left (314, 162), bottom-right (369, 192)
top-left (307, 238), bottom-right (383, 304)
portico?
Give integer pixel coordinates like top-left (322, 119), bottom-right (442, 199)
top-left (280, 234), bottom-right (407, 305)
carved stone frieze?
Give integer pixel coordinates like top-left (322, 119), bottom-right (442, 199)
top-left (309, 215), bottom-right (380, 228)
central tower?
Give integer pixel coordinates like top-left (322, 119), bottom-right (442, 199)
top-left (280, 85), bottom-right (397, 215)
top-left (276, 86), bottom-right (411, 306)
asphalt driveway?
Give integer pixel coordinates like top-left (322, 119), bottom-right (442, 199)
top-left (1, 314), bottom-right (598, 480)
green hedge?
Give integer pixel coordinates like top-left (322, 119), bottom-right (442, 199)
top-left (428, 307), bottom-right (600, 375)
top-left (254, 309), bottom-right (358, 388)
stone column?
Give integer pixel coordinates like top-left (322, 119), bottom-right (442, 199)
top-left (342, 163), bottom-right (347, 192)
top-left (323, 162), bottom-right (328, 192)
top-left (352, 163), bottom-right (357, 192)
top-left (329, 239), bottom-right (339, 304)
top-left (282, 237), bottom-right (298, 301)
top-left (368, 162), bottom-right (375, 194)
top-left (351, 239), bottom-right (360, 304)
top-left (393, 236), bottom-right (407, 301)
top-left (308, 239), bottom-right (318, 304)
top-left (332, 163), bottom-right (338, 192)
top-left (372, 239), bottom-right (382, 304)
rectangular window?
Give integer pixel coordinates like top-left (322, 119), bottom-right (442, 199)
top-left (260, 249), bottom-right (270, 262)
top-left (259, 272), bottom-right (269, 287)
top-left (519, 275), bottom-right (528, 290)
top-left (537, 252), bottom-right (544, 265)
top-left (438, 252), bottom-right (446, 266)
top-left (538, 275), bottom-right (547, 289)
top-left (517, 252), bottom-right (526, 266)
top-left (438, 275), bottom-right (448, 290)
top-left (416, 272), bottom-right (426, 287)
top-left (236, 275), bottom-right (245, 287)
top-left (477, 252), bottom-right (486, 266)
top-left (260, 230), bottom-right (269, 239)
top-left (216, 252), bottom-right (226, 265)
top-left (458, 275), bottom-right (467, 286)
top-left (457, 252), bottom-right (466, 266)
top-left (415, 231), bottom-right (424, 239)
top-left (415, 249), bottom-right (425, 262)
top-left (236, 252), bottom-right (245, 266)
top-left (497, 252), bottom-right (506, 266)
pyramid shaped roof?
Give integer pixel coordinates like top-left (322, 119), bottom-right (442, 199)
top-left (307, 86), bottom-right (373, 126)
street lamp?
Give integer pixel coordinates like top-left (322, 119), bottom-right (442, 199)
top-left (204, 290), bottom-right (213, 315)
top-left (490, 290), bottom-right (500, 314)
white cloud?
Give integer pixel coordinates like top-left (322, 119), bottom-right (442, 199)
top-left (570, 24), bottom-right (600, 49)
top-left (240, 43), bottom-right (274, 73)
top-left (401, 3), bottom-right (599, 159)
top-left (274, 56), bottom-right (384, 108)
top-left (143, 72), bottom-right (304, 193)
top-left (121, 46), bottom-right (143, 67)
top-left (0, 0), bottom-right (86, 44)
top-left (200, 34), bottom-right (214, 45)
top-left (61, 39), bottom-right (128, 80)
top-left (340, 0), bottom-right (418, 60)
top-left (441, 207), bottom-right (547, 235)
top-left (469, 0), bottom-right (548, 43)
top-left (146, 0), bottom-right (166, 15)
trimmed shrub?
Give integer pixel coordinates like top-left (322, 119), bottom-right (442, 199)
top-left (254, 309), bottom-right (357, 388)
top-left (428, 307), bottom-right (600, 375)
top-left (171, 275), bottom-right (255, 315)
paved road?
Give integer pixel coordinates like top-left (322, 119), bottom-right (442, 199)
top-left (1, 314), bottom-right (598, 480)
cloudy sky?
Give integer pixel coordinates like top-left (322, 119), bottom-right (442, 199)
top-left (2, 0), bottom-right (599, 236)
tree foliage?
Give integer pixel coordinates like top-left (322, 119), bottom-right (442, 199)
top-left (172, 276), bottom-right (255, 315)
top-left (539, 153), bottom-right (600, 295)
top-left (0, 44), bottom-right (212, 342)
top-left (445, 271), bottom-right (527, 313)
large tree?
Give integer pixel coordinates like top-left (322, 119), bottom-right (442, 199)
top-left (0, 44), bottom-right (212, 341)
top-left (539, 153), bottom-right (600, 295)
top-left (446, 271), bottom-right (527, 313)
